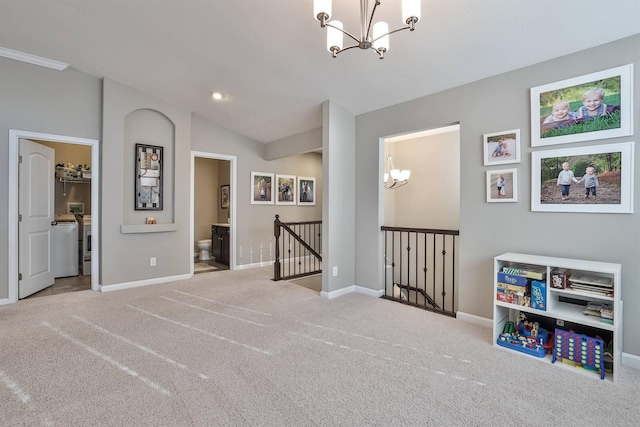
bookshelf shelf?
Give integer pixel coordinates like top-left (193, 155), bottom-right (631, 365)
top-left (493, 253), bottom-right (622, 383)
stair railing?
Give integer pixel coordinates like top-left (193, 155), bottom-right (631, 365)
top-left (381, 225), bottom-right (459, 317)
top-left (274, 215), bottom-right (322, 281)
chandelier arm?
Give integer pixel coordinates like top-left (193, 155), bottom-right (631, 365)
top-left (325, 22), bottom-right (361, 44)
top-left (364, 0), bottom-right (381, 42)
top-left (369, 25), bottom-right (412, 45)
top-left (333, 44), bottom-right (362, 56)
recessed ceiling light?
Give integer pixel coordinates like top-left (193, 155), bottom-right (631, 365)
top-left (212, 92), bottom-right (226, 101)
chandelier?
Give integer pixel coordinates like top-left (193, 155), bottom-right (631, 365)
top-left (313, 0), bottom-right (421, 59)
top-left (383, 156), bottom-right (410, 189)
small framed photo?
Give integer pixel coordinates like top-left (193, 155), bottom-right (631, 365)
top-left (486, 168), bottom-right (518, 203)
top-left (483, 129), bottom-right (520, 166)
top-left (251, 172), bottom-right (274, 205)
top-left (531, 141), bottom-right (634, 213)
top-left (297, 176), bottom-right (316, 206)
top-left (135, 143), bottom-right (163, 210)
top-left (275, 174), bottom-right (296, 206)
top-left (530, 64), bottom-right (633, 147)
top-left (220, 184), bottom-right (230, 209)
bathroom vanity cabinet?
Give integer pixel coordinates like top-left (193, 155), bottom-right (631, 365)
top-left (211, 224), bottom-right (230, 266)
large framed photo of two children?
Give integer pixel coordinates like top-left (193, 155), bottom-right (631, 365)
top-left (531, 141), bottom-right (634, 213)
top-left (530, 64), bottom-right (633, 147)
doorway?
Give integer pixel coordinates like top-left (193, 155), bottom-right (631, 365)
top-left (8, 130), bottom-right (100, 303)
top-left (190, 151), bottom-right (237, 276)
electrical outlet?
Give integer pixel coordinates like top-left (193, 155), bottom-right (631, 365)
top-left (150, 257), bottom-right (157, 267)
top-left (556, 319), bottom-right (564, 327)
top-left (333, 266), bottom-right (338, 276)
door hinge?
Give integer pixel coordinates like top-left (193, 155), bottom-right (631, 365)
top-left (18, 214), bottom-right (22, 222)
top-left (18, 273), bottom-right (22, 281)
top-left (18, 155), bottom-right (22, 163)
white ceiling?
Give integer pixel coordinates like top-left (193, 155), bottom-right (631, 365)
top-left (1, 0), bottom-right (639, 143)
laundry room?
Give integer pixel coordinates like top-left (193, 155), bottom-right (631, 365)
top-left (38, 140), bottom-right (92, 294)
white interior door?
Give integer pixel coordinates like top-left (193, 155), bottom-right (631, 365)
top-left (19, 138), bottom-right (55, 298)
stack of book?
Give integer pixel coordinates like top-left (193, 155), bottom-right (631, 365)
top-left (569, 275), bottom-right (614, 297)
top-left (582, 302), bottom-right (614, 324)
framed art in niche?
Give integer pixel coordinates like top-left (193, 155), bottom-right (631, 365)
top-left (135, 143), bottom-right (163, 210)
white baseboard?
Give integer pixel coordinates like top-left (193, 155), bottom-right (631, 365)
top-left (320, 285), bottom-right (354, 299)
top-left (100, 273), bottom-right (191, 293)
top-left (234, 261), bottom-right (274, 270)
top-left (355, 286), bottom-right (384, 298)
top-left (456, 311), bottom-right (493, 329)
top-left (622, 352), bottom-right (640, 370)
top-left (0, 297), bottom-right (11, 306)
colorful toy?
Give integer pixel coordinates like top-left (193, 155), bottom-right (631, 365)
top-left (552, 329), bottom-right (605, 380)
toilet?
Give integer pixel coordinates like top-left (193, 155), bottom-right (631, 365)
top-left (196, 239), bottom-right (212, 261)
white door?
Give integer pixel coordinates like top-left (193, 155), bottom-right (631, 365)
top-left (19, 139), bottom-right (55, 298)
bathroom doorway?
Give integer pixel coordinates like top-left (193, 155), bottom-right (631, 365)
top-left (190, 151), bottom-right (237, 276)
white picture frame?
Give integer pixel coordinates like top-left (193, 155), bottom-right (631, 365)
top-left (486, 168), bottom-right (518, 203)
top-left (483, 129), bottom-right (521, 166)
top-left (250, 172), bottom-right (274, 205)
top-left (530, 64), bottom-right (633, 147)
top-left (297, 176), bottom-right (316, 206)
top-left (275, 174), bottom-right (296, 206)
top-left (531, 141), bottom-right (634, 213)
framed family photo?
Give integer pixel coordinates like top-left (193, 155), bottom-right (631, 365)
top-left (530, 64), bottom-right (633, 147)
top-left (486, 168), bottom-right (518, 203)
top-left (251, 172), bottom-right (274, 205)
top-left (297, 176), bottom-right (316, 206)
top-left (135, 143), bottom-right (163, 210)
top-left (483, 129), bottom-right (521, 166)
top-left (275, 174), bottom-right (296, 206)
top-left (531, 141), bottom-right (634, 213)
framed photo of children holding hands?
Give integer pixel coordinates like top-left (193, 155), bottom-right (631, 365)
top-left (530, 64), bottom-right (633, 147)
top-left (483, 129), bottom-right (521, 166)
top-left (531, 141), bottom-right (634, 213)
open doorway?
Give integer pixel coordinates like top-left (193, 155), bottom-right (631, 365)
top-left (8, 130), bottom-right (100, 303)
top-left (190, 151), bottom-right (237, 276)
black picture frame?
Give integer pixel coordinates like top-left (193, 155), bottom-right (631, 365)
top-left (135, 143), bottom-right (163, 210)
top-left (221, 184), bottom-right (230, 209)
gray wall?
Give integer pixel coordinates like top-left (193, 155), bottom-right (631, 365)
top-left (322, 101), bottom-right (356, 293)
top-left (265, 127), bottom-right (322, 160)
top-left (355, 34), bottom-right (640, 356)
top-left (0, 57), bottom-right (101, 299)
top-left (191, 114), bottom-right (323, 267)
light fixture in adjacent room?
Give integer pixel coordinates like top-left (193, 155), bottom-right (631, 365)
top-left (383, 156), bottom-right (410, 189)
top-left (313, 0), bottom-right (421, 58)
top-left (0, 47), bottom-right (68, 71)
top-left (212, 92), bottom-right (226, 101)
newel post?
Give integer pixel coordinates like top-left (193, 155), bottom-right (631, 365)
top-left (273, 215), bottom-right (281, 281)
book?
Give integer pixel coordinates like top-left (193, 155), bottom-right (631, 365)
top-left (502, 264), bottom-right (546, 280)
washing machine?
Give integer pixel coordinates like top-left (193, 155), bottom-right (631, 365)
top-left (53, 214), bottom-right (79, 278)
top-left (82, 215), bottom-right (92, 275)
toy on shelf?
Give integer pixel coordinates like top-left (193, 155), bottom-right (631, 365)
top-left (552, 328), bottom-right (605, 380)
top-left (497, 316), bottom-right (550, 358)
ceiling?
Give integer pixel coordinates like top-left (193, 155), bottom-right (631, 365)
top-left (1, 0), bottom-right (639, 143)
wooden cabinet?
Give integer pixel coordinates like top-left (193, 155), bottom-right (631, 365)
top-left (493, 253), bottom-right (621, 383)
top-left (211, 225), bottom-right (230, 266)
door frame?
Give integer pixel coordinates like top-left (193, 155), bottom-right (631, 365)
top-left (8, 129), bottom-right (100, 303)
top-left (190, 151), bottom-right (237, 274)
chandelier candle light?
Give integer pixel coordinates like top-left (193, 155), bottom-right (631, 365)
top-left (313, 0), bottom-right (421, 58)
top-left (384, 156), bottom-right (410, 189)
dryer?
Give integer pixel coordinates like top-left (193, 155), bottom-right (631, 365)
top-left (53, 214), bottom-right (78, 278)
top-left (82, 215), bottom-right (91, 275)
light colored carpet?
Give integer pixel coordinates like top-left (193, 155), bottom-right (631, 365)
top-left (1, 266), bottom-right (639, 426)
